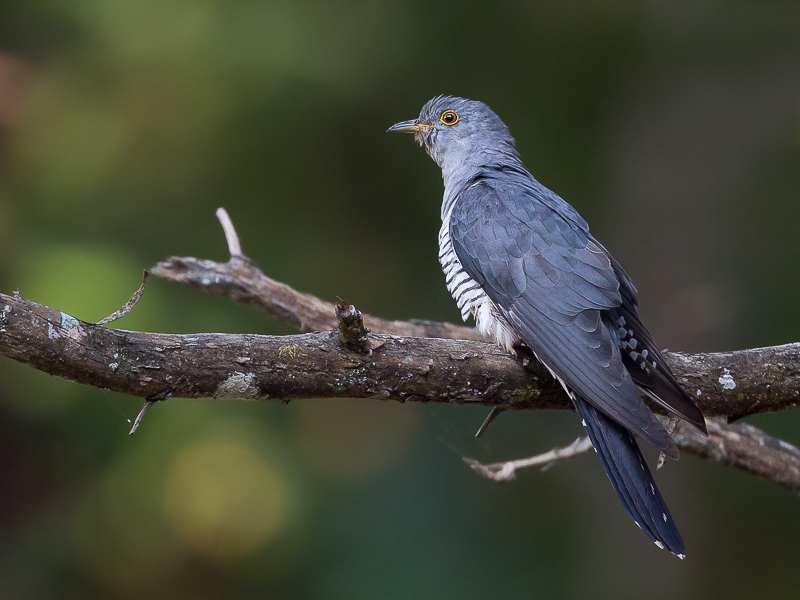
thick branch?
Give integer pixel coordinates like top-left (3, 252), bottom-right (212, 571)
top-left (149, 258), bottom-right (800, 419)
top-left (2, 291), bottom-right (799, 418)
top-left (150, 216), bottom-right (800, 421)
top-left (0, 291), bottom-right (564, 409)
top-left (4, 289), bottom-right (798, 493)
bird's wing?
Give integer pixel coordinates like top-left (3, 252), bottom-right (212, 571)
top-left (449, 179), bottom-right (677, 455)
top-left (602, 251), bottom-right (707, 433)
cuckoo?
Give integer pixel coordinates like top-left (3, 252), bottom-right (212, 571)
top-left (388, 96), bottom-right (707, 558)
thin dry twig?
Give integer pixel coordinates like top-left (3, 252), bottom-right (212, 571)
top-left (96, 270), bottom-right (149, 325)
top-left (475, 406), bottom-right (506, 438)
top-left (657, 417), bottom-right (681, 470)
top-left (465, 437), bottom-right (594, 482)
top-left (128, 400), bottom-right (156, 435)
top-left (216, 207), bottom-right (243, 257)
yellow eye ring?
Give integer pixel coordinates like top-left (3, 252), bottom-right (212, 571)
top-left (440, 110), bottom-right (459, 126)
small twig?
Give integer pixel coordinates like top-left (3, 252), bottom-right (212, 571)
top-left (465, 436), bottom-right (594, 482)
top-left (96, 270), bottom-right (149, 325)
top-left (475, 406), bottom-right (506, 438)
top-left (216, 207), bottom-right (242, 257)
top-left (128, 389), bottom-right (172, 435)
top-left (128, 400), bottom-right (155, 435)
top-left (657, 416), bottom-right (681, 470)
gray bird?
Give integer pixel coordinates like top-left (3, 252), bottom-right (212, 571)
top-left (388, 96), bottom-right (707, 557)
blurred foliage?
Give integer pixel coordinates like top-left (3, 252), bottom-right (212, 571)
top-left (0, 0), bottom-right (799, 598)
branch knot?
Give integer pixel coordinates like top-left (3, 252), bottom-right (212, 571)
top-left (335, 298), bottom-right (372, 354)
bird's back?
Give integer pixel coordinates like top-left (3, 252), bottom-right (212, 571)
top-left (447, 171), bottom-right (700, 453)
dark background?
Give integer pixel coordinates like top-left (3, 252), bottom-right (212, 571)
top-left (1, 1), bottom-right (799, 598)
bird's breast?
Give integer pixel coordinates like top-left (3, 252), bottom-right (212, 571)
top-left (439, 208), bottom-right (519, 351)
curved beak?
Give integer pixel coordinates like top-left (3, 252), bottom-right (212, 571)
top-left (387, 119), bottom-right (424, 134)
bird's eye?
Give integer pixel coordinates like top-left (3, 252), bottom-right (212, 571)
top-left (440, 110), bottom-right (459, 126)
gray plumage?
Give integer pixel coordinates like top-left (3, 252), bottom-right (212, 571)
top-left (389, 96), bottom-right (706, 558)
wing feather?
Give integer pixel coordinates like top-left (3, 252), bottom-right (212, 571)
top-left (449, 179), bottom-right (685, 455)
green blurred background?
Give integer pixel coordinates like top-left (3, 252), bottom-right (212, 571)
top-left (1, 1), bottom-right (799, 598)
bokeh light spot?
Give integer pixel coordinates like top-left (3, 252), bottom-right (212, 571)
top-left (164, 440), bottom-right (287, 560)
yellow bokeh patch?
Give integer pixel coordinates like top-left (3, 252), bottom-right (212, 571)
top-left (164, 440), bottom-right (287, 560)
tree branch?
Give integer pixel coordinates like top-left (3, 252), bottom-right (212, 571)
top-left (150, 254), bottom-right (484, 342)
top-left (466, 418), bottom-right (800, 495)
top-left (2, 287), bottom-right (800, 491)
top-left (674, 418), bottom-right (800, 494)
top-left (149, 210), bottom-right (484, 341)
top-left (2, 208), bottom-right (799, 494)
top-left (2, 289), bottom-right (799, 417)
top-left (0, 291), bottom-right (568, 409)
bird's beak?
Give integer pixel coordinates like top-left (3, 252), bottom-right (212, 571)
top-left (387, 119), bottom-right (425, 133)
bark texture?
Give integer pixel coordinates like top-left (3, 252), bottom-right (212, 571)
top-left (3, 290), bottom-right (799, 417)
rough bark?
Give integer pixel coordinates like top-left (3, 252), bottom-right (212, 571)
top-left (3, 290), bottom-right (799, 417)
top-left (151, 255), bottom-right (484, 342)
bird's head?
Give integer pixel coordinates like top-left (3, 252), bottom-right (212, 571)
top-left (388, 96), bottom-right (517, 173)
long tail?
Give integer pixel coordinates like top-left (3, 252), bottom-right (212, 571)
top-left (572, 393), bottom-right (686, 558)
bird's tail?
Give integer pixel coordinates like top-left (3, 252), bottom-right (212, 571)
top-left (572, 393), bottom-right (686, 558)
